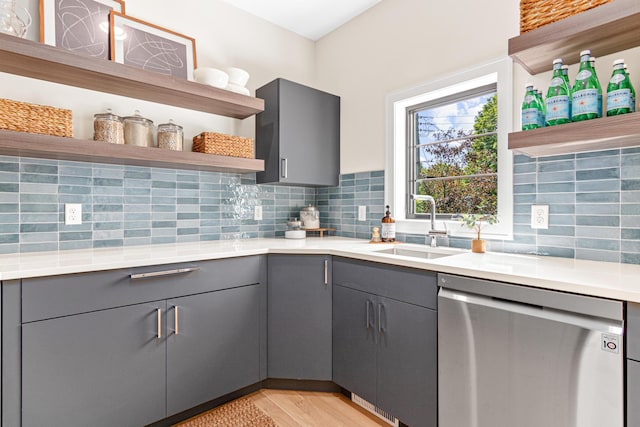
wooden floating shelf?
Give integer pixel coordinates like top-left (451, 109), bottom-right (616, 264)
top-left (508, 112), bottom-right (640, 157)
top-left (0, 130), bottom-right (264, 174)
top-left (0, 33), bottom-right (264, 119)
top-left (508, 0), bottom-right (640, 74)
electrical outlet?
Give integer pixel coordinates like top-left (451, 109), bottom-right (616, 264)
top-left (254, 205), bottom-right (263, 221)
top-left (65, 203), bottom-right (82, 225)
top-left (358, 205), bottom-right (367, 221)
top-left (531, 205), bottom-right (549, 229)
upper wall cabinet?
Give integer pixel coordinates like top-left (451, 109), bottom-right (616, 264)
top-left (255, 78), bottom-right (340, 187)
top-left (508, 0), bottom-right (640, 157)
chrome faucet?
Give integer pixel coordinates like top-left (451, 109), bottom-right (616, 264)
top-left (410, 194), bottom-right (448, 247)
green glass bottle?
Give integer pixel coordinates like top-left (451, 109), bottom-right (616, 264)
top-left (607, 59), bottom-right (633, 116)
top-left (562, 64), bottom-right (572, 118)
top-left (572, 49), bottom-right (601, 121)
top-left (625, 64), bottom-right (637, 112)
top-left (521, 84), bottom-right (542, 130)
top-left (545, 58), bottom-right (571, 126)
top-left (590, 56), bottom-right (603, 117)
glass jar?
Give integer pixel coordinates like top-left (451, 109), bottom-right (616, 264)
top-left (157, 119), bottom-right (183, 151)
top-left (123, 110), bottom-right (154, 147)
top-left (93, 108), bottom-right (124, 144)
top-left (300, 205), bottom-right (320, 229)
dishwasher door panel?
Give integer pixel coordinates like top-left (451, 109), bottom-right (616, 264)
top-left (438, 289), bottom-right (623, 427)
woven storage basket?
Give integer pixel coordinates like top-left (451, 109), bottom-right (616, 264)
top-left (0, 98), bottom-right (73, 137)
top-left (520, 0), bottom-right (613, 33)
top-left (193, 132), bottom-right (254, 159)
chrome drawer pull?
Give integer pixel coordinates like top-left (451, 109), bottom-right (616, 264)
top-left (324, 259), bottom-right (328, 286)
top-left (174, 306), bottom-right (179, 335)
top-left (156, 308), bottom-right (162, 339)
top-left (130, 267), bottom-right (199, 280)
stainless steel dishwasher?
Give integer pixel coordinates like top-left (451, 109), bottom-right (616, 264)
top-left (438, 273), bottom-right (624, 427)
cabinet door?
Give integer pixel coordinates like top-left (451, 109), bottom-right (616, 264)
top-left (166, 285), bottom-right (261, 416)
top-left (376, 296), bottom-right (437, 427)
top-left (332, 284), bottom-right (377, 404)
top-left (629, 360), bottom-right (640, 427)
top-left (22, 301), bottom-right (167, 427)
top-left (267, 255), bottom-right (332, 380)
top-left (256, 78), bottom-right (340, 186)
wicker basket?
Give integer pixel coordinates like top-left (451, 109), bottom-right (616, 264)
top-left (193, 132), bottom-right (254, 159)
top-left (0, 98), bottom-right (73, 137)
top-left (520, 0), bottom-right (613, 33)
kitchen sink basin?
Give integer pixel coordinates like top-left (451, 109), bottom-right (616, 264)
top-left (372, 245), bottom-right (463, 260)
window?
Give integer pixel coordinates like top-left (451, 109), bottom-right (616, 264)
top-left (385, 58), bottom-right (513, 239)
top-left (408, 85), bottom-right (498, 218)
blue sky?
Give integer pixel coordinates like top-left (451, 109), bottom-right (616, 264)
top-left (417, 92), bottom-right (495, 145)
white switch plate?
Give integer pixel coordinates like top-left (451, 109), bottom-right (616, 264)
top-left (531, 205), bottom-right (549, 229)
top-left (254, 205), bottom-right (263, 221)
top-left (358, 205), bottom-right (367, 221)
top-left (65, 203), bottom-right (82, 225)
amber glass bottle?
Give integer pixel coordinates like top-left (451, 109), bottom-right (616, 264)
top-left (381, 205), bottom-right (396, 242)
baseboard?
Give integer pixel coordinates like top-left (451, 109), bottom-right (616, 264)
top-left (262, 378), bottom-right (341, 393)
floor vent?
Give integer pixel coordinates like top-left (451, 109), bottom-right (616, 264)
top-left (351, 393), bottom-right (399, 426)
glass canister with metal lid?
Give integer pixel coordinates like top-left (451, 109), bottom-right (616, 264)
top-left (300, 204), bottom-right (320, 229)
top-left (157, 119), bottom-right (183, 151)
top-left (93, 108), bottom-right (124, 144)
top-left (123, 110), bottom-right (154, 147)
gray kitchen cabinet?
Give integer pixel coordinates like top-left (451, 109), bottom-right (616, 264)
top-left (333, 257), bottom-right (437, 427)
top-left (267, 254), bottom-right (332, 380)
top-left (628, 360), bottom-right (640, 426)
top-left (22, 301), bottom-right (167, 427)
top-left (167, 285), bottom-right (261, 415)
top-left (3, 256), bottom-right (265, 427)
top-left (255, 78), bottom-right (340, 187)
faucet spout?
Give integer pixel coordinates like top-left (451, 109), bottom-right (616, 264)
top-left (410, 194), bottom-right (448, 246)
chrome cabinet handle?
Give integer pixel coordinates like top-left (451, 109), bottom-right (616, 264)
top-left (281, 158), bottom-right (288, 178)
top-left (156, 308), bottom-right (162, 339)
top-left (130, 267), bottom-right (199, 280)
top-left (324, 259), bottom-right (328, 286)
top-left (378, 303), bottom-right (384, 334)
top-left (174, 306), bottom-right (179, 335)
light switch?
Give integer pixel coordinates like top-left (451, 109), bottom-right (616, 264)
top-left (531, 205), bottom-right (549, 229)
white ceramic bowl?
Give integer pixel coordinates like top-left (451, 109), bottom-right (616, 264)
top-left (226, 83), bottom-right (250, 96)
top-left (225, 67), bottom-right (250, 87)
top-left (193, 68), bottom-right (229, 88)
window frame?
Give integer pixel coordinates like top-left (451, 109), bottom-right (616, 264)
top-left (385, 57), bottom-right (513, 239)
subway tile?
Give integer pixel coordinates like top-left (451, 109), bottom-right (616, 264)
top-left (576, 192), bottom-right (620, 203)
top-left (0, 162), bottom-right (19, 172)
top-left (93, 239), bottom-right (124, 248)
top-left (576, 226), bottom-right (620, 239)
top-left (623, 179), bottom-right (640, 191)
top-left (575, 249), bottom-right (620, 263)
top-left (20, 173), bottom-right (58, 184)
top-left (536, 246), bottom-right (575, 259)
top-left (576, 215), bottom-right (620, 227)
top-left (20, 242), bottom-right (58, 252)
top-left (20, 223), bottom-right (58, 233)
top-left (0, 183), bottom-right (19, 192)
top-left (537, 160), bottom-right (575, 172)
top-left (537, 182), bottom-right (575, 193)
top-left (575, 204), bottom-right (619, 215)
top-left (622, 253), bottom-right (640, 264)
top-left (622, 229), bottom-right (640, 240)
top-left (21, 163), bottom-right (57, 174)
top-left (576, 180), bottom-right (620, 192)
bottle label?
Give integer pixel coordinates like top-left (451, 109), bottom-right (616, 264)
top-left (545, 96), bottom-right (570, 121)
top-left (572, 89), bottom-right (599, 116)
top-left (522, 108), bottom-right (540, 126)
top-left (549, 77), bottom-right (565, 87)
top-left (381, 223), bottom-right (396, 239)
top-left (607, 89), bottom-right (632, 111)
top-left (609, 74), bottom-right (626, 85)
top-left (576, 70), bottom-right (592, 80)
top-left (524, 94), bottom-right (536, 103)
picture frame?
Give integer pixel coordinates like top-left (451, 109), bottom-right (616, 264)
top-left (40, 0), bottom-right (126, 60)
top-left (110, 12), bottom-right (197, 81)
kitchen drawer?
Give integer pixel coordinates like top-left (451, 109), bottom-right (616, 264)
top-left (333, 257), bottom-right (437, 309)
top-left (628, 302), bottom-right (640, 361)
top-left (22, 256), bottom-right (262, 322)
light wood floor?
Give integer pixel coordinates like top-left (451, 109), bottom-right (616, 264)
top-left (246, 389), bottom-right (390, 427)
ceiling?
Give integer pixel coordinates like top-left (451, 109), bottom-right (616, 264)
top-left (221, 0), bottom-right (382, 41)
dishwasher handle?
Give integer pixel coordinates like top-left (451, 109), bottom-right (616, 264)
top-left (438, 288), bottom-right (623, 336)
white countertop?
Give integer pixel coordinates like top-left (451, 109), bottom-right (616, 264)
top-left (2, 237), bottom-right (640, 302)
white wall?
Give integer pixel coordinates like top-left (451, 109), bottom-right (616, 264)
top-left (315, 0), bottom-right (515, 173)
top-left (5, 0), bottom-right (316, 148)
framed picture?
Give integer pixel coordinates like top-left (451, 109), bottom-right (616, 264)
top-left (40, 0), bottom-right (125, 59)
top-left (110, 12), bottom-right (197, 81)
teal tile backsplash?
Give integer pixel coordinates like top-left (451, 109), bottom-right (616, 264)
top-left (0, 146), bottom-right (639, 264)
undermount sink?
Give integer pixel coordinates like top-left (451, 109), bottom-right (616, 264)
top-left (372, 245), bottom-right (463, 260)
